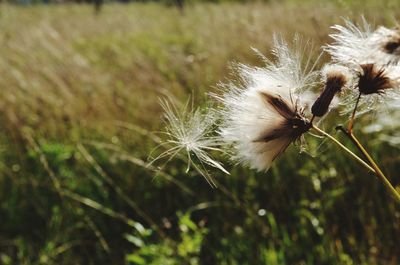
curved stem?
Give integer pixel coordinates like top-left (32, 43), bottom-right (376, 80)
top-left (348, 92), bottom-right (361, 133)
top-left (337, 128), bottom-right (400, 203)
top-left (311, 125), bottom-right (375, 173)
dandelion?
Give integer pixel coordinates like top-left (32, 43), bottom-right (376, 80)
top-left (216, 37), bottom-right (318, 171)
top-left (149, 99), bottom-right (228, 187)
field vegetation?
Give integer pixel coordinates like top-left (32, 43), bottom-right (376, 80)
top-left (1, 1), bottom-right (400, 264)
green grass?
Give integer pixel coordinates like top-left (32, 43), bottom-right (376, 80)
top-left (1, 1), bottom-right (400, 264)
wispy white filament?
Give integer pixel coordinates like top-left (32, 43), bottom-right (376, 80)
top-left (325, 19), bottom-right (400, 116)
top-left (325, 18), bottom-right (400, 65)
top-left (325, 18), bottom-right (373, 65)
top-left (340, 63), bottom-right (400, 116)
top-left (149, 99), bottom-right (228, 186)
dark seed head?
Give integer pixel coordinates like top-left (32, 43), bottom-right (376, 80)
top-left (255, 91), bottom-right (311, 143)
top-left (358, 64), bottom-right (393, 95)
top-left (384, 40), bottom-right (400, 54)
top-left (259, 91), bottom-right (295, 119)
top-left (287, 117), bottom-right (312, 136)
top-left (311, 73), bottom-right (347, 117)
top-left (382, 30), bottom-right (400, 55)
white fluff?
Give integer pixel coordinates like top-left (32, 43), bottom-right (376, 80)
top-left (216, 37), bottom-right (318, 171)
top-left (325, 19), bottom-right (400, 115)
top-left (325, 18), bottom-right (373, 65)
top-left (321, 64), bottom-right (353, 87)
top-left (150, 99), bottom-right (228, 186)
top-left (341, 63), bottom-right (400, 116)
top-left (325, 18), bottom-right (400, 65)
top-left (368, 26), bottom-right (400, 64)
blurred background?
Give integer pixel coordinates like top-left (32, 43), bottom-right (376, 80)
top-left (1, 0), bottom-right (400, 264)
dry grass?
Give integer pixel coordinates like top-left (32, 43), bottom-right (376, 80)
top-left (1, 2), bottom-right (400, 264)
top-left (1, 2), bottom-right (398, 138)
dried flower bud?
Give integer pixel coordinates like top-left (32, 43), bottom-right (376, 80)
top-left (358, 64), bottom-right (393, 95)
top-left (311, 66), bottom-right (348, 117)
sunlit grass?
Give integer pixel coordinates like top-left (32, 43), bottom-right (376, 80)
top-left (1, 1), bottom-right (400, 264)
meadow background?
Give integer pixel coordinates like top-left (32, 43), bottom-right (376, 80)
top-left (1, 0), bottom-right (400, 264)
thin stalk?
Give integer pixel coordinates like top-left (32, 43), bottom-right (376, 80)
top-left (310, 115), bottom-right (316, 124)
top-left (338, 128), bottom-right (400, 203)
top-left (311, 125), bottom-right (375, 173)
top-left (348, 92), bottom-right (361, 132)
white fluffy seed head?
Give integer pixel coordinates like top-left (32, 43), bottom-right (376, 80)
top-left (325, 19), bottom-right (400, 116)
top-left (325, 18), bottom-right (373, 65)
top-left (339, 63), bottom-right (400, 116)
top-left (369, 26), bottom-right (400, 64)
top-left (149, 99), bottom-right (228, 186)
top-left (325, 18), bottom-right (400, 66)
top-left (216, 37), bottom-right (318, 171)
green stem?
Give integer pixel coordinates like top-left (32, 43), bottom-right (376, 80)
top-left (337, 128), bottom-right (400, 203)
top-left (311, 125), bottom-right (375, 173)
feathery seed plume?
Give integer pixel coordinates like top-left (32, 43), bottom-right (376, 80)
top-left (338, 63), bottom-right (400, 116)
top-left (325, 19), bottom-right (400, 115)
top-left (216, 37), bottom-right (318, 171)
top-left (149, 99), bottom-right (228, 186)
top-left (325, 18), bottom-right (400, 65)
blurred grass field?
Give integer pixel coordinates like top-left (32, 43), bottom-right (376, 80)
top-left (1, 1), bottom-right (400, 264)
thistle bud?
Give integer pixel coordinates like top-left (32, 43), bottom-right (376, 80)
top-left (311, 65), bottom-right (349, 117)
top-left (358, 64), bottom-right (393, 95)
